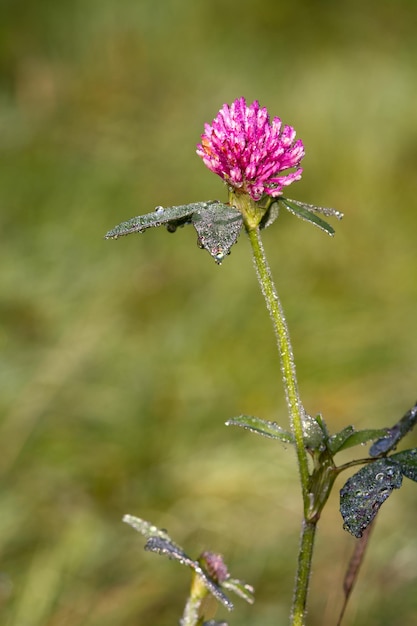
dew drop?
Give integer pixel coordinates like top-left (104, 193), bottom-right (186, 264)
top-left (375, 472), bottom-right (385, 481)
top-left (155, 205), bottom-right (164, 214)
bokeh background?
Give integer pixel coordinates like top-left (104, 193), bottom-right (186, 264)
top-left (1, 1), bottom-right (417, 624)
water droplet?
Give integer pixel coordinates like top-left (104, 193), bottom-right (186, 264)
top-left (155, 205), bottom-right (164, 214)
top-left (375, 472), bottom-right (385, 481)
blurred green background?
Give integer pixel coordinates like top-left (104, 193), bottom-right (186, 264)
top-left (1, 1), bottom-right (417, 624)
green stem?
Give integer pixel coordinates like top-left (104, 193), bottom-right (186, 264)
top-left (291, 522), bottom-right (317, 626)
top-left (180, 572), bottom-right (208, 626)
top-left (247, 226), bottom-right (314, 625)
top-left (247, 227), bottom-right (310, 500)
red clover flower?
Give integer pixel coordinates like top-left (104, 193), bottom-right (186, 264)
top-left (106, 96), bottom-right (341, 262)
top-left (197, 97), bottom-right (305, 202)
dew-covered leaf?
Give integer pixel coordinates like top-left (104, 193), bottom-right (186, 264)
top-left (328, 426), bottom-right (356, 454)
top-left (340, 459), bottom-right (403, 538)
top-left (145, 537), bottom-right (234, 610)
top-left (279, 197), bottom-right (343, 236)
top-left (124, 516), bottom-right (234, 610)
top-left (302, 412), bottom-right (326, 449)
top-left (123, 514), bottom-right (182, 549)
top-left (329, 427), bottom-right (388, 454)
top-left (192, 202), bottom-right (243, 263)
top-left (222, 578), bottom-right (255, 605)
top-left (369, 401), bottom-right (417, 457)
top-left (283, 198), bottom-right (344, 220)
top-left (225, 415), bottom-right (294, 444)
top-left (259, 200), bottom-right (280, 229)
top-left (390, 449), bottom-right (417, 482)
top-left (145, 536), bottom-right (191, 564)
top-left (105, 201), bottom-right (243, 264)
top-left (105, 204), bottom-right (196, 238)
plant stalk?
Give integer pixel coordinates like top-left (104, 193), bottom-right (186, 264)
top-left (247, 225), bottom-right (315, 625)
top-left (291, 521), bottom-right (317, 626)
top-left (247, 226), bottom-right (310, 500)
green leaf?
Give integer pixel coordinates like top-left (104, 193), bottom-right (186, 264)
top-left (191, 202), bottom-right (243, 263)
top-left (329, 427), bottom-right (388, 454)
top-left (302, 413), bottom-right (326, 450)
top-left (327, 426), bottom-right (355, 454)
top-left (390, 449), bottom-right (417, 482)
top-left (222, 578), bottom-right (255, 605)
top-left (369, 401), bottom-right (417, 457)
top-left (279, 197), bottom-right (343, 236)
top-left (105, 201), bottom-right (244, 263)
top-left (340, 459), bottom-right (403, 538)
top-left (146, 537), bottom-right (234, 610)
top-left (105, 204), bottom-right (195, 238)
top-left (284, 198), bottom-right (343, 219)
top-left (226, 414), bottom-right (326, 450)
top-left (123, 514), bottom-right (183, 550)
top-left (123, 515), bottom-right (234, 610)
top-left (225, 415), bottom-right (294, 444)
top-left (259, 200), bottom-right (280, 229)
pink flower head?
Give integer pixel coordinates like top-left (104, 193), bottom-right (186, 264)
top-left (197, 97), bottom-right (305, 201)
top-left (200, 551), bottom-right (229, 583)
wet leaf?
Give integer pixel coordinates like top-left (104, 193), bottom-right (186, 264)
top-left (390, 449), bottom-right (417, 482)
top-left (340, 458), bottom-right (403, 538)
top-left (329, 427), bottom-right (388, 454)
top-left (123, 514), bottom-right (182, 549)
top-left (302, 412), bottom-right (326, 450)
top-left (259, 200), bottom-right (280, 229)
top-left (145, 536), bottom-right (192, 565)
top-left (222, 578), bottom-right (255, 605)
top-left (192, 202), bottom-right (243, 263)
top-left (105, 204), bottom-right (195, 237)
top-left (145, 537), bottom-right (233, 610)
top-left (369, 401), bottom-right (417, 457)
top-left (105, 201), bottom-right (244, 263)
top-left (225, 415), bottom-right (294, 444)
top-left (279, 197), bottom-right (343, 236)
top-left (328, 426), bottom-right (356, 454)
top-left (123, 515), bottom-right (253, 613)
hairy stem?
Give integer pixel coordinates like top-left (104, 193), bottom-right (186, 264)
top-left (291, 522), bottom-right (317, 626)
top-left (247, 226), bottom-right (314, 625)
top-left (247, 226), bottom-right (310, 498)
